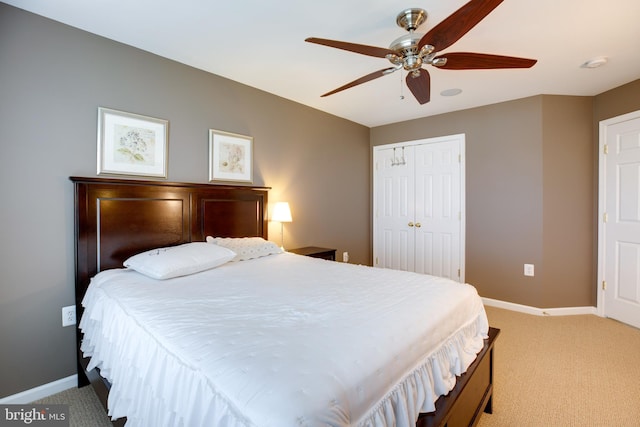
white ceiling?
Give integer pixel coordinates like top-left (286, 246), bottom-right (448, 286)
top-left (5, 0), bottom-right (640, 127)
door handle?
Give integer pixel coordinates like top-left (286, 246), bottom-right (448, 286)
top-left (415, 223), bottom-right (422, 228)
top-left (408, 222), bottom-right (414, 227)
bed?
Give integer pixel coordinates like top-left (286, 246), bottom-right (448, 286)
top-left (71, 176), bottom-right (499, 427)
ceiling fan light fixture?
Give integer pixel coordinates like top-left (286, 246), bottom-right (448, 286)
top-left (581, 56), bottom-right (608, 69)
top-left (404, 55), bottom-right (423, 71)
top-left (432, 57), bottom-right (447, 67)
top-left (419, 44), bottom-right (435, 57)
top-left (385, 53), bottom-right (402, 66)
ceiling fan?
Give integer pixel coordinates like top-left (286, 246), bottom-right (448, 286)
top-left (305, 0), bottom-right (536, 104)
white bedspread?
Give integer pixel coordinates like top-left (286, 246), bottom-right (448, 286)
top-left (80, 252), bottom-right (488, 427)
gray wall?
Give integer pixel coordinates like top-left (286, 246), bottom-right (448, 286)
top-left (594, 79), bottom-right (640, 122)
top-left (0, 4), bottom-right (370, 398)
top-left (541, 96), bottom-right (595, 307)
top-left (371, 97), bottom-right (549, 306)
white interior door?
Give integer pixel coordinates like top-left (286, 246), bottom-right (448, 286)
top-left (599, 110), bottom-right (640, 329)
top-left (373, 135), bottom-right (465, 281)
top-left (414, 139), bottom-right (462, 279)
top-left (373, 146), bottom-right (415, 271)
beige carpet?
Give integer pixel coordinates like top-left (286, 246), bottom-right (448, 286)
top-left (479, 306), bottom-right (640, 427)
top-left (33, 384), bottom-right (111, 427)
top-left (35, 306), bottom-right (640, 426)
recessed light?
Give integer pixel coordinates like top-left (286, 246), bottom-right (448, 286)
top-left (440, 88), bottom-right (462, 97)
top-left (580, 57), bottom-right (608, 69)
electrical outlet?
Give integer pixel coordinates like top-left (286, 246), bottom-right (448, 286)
top-left (343, 251), bottom-right (349, 262)
top-left (524, 264), bottom-right (535, 277)
top-left (62, 305), bottom-right (76, 327)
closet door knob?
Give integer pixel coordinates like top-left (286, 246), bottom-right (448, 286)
top-left (415, 223), bottom-right (422, 228)
top-left (408, 222), bottom-right (414, 227)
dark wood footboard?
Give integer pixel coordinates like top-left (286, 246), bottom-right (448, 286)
top-left (417, 327), bottom-right (500, 427)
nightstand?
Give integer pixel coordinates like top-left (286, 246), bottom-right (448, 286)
top-left (288, 246), bottom-right (337, 261)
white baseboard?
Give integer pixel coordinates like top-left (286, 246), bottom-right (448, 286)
top-left (0, 375), bottom-right (77, 404)
top-left (482, 297), bottom-right (598, 316)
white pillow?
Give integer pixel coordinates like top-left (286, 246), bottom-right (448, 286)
top-left (206, 236), bottom-right (282, 261)
top-left (123, 242), bottom-right (236, 279)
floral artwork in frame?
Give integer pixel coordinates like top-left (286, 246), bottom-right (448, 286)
top-left (97, 107), bottom-right (169, 178)
top-left (208, 129), bottom-right (253, 183)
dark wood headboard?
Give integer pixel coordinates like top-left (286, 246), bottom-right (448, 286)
top-left (70, 176), bottom-right (269, 390)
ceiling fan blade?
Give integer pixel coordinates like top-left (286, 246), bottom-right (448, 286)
top-left (406, 70), bottom-right (431, 104)
top-left (418, 0), bottom-right (503, 51)
top-left (436, 52), bottom-right (537, 69)
top-left (321, 67), bottom-right (398, 97)
top-left (306, 37), bottom-right (396, 58)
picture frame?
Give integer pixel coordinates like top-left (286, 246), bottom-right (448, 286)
top-left (97, 107), bottom-right (169, 178)
top-left (208, 129), bottom-right (253, 183)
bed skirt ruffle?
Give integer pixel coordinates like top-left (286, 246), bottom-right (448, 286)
top-left (357, 314), bottom-right (488, 427)
top-left (81, 277), bottom-right (488, 427)
top-left (81, 283), bottom-right (253, 427)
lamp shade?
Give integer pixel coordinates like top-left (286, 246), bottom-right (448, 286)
top-left (272, 202), bottom-right (292, 222)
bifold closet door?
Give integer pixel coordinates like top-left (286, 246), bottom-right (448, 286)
top-left (413, 140), bottom-right (462, 280)
top-left (374, 134), bottom-right (464, 281)
top-left (374, 146), bottom-right (416, 272)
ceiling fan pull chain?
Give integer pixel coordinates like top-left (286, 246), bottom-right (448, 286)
top-left (400, 69), bottom-right (405, 100)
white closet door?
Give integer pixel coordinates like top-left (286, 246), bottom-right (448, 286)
top-left (373, 134), bottom-right (465, 281)
top-left (373, 146), bottom-right (415, 271)
top-left (414, 139), bottom-right (462, 280)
